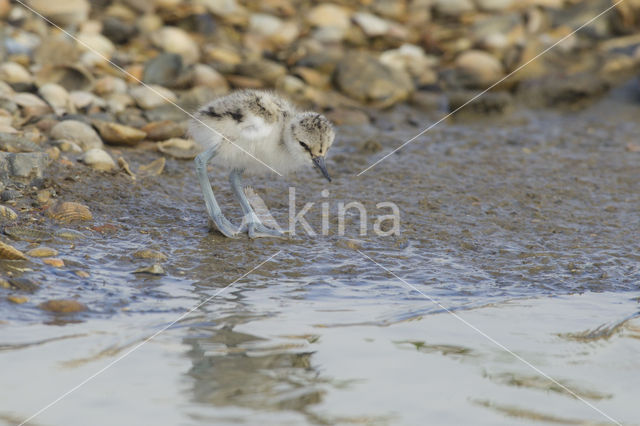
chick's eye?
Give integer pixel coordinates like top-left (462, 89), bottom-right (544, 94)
top-left (299, 141), bottom-right (308, 149)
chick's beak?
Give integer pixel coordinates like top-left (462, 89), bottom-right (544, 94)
top-left (312, 156), bottom-right (332, 182)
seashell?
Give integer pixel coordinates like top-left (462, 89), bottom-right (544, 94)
top-left (27, 247), bottom-right (58, 257)
top-left (0, 205), bottom-right (18, 221)
top-left (4, 226), bottom-right (51, 242)
top-left (132, 249), bottom-right (168, 261)
top-left (93, 121), bottom-right (146, 146)
top-left (35, 64), bottom-right (94, 92)
top-left (138, 157), bottom-right (165, 177)
top-left (54, 228), bottom-right (87, 240)
top-left (0, 239), bottom-right (27, 260)
top-left (81, 148), bottom-right (116, 171)
top-left (47, 201), bottom-right (92, 223)
top-left (118, 157), bottom-right (136, 179)
top-left (157, 138), bottom-right (200, 160)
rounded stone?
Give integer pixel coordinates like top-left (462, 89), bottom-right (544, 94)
top-left (455, 50), bottom-right (505, 87)
top-left (50, 120), bottom-right (103, 151)
top-left (81, 148), bottom-right (116, 171)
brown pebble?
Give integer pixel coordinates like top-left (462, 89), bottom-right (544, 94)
top-left (43, 257), bottom-right (65, 267)
top-left (0, 239), bottom-right (27, 260)
top-left (39, 299), bottom-right (87, 313)
top-left (141, 120), bottom-right (185, 141)
top-left (75, 270), bottom-right (90, 278)
top-left (0, 205), bottom-right (18, 221)
top-left (94, 121), bottom-right (147, 146)
top-left (27, 247), bottom-right (58, 257)
top-left (36, 189), bottom-right (51, 204)
top-left (132, 249), bottom-right (168, 261)
top-left (7, 295), bottom-right (28, 304)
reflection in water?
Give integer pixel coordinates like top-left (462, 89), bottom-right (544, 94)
top-left (186, 331), bottom-right (324, 415)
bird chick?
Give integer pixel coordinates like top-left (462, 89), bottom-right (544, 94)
top-left (189, 89), bottom-right (335, 238)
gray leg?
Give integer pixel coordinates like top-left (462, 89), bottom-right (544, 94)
top-left (229, 168), bottom-right (284, 239)
top-left (195, 146), bottom-right (240, 238)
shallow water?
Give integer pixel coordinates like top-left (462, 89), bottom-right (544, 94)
top-left (2, 88), bottom-right (640, 425)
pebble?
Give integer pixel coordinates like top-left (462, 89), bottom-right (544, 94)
top-left (13, 93), bottom-right (51, 117)
top-left (476, 0), bottom-right (514, 11)
top-left (93, 121), bottom-right (147, 146)
top-left (0, 62), bottom-right (33, 85)
top-left (77, 32), bottom-right (116, 65)
top-left (455, 50), bottom-right (505, 88)
top-left (151, 27), bottom-right (200, 64)
top-left (434, 0), bottom-right (475, 16)
top-left (4, 226), bottom-right (51, 242)
top-left (0, 133), bottom-right (40, 153)
top-left (27, 247), bottom-right (58, 257)
top-left (334, 53), bottom-right (414, 107)
top-left (69, 91), bottom-right (104, 111)
top-left (81, 148), bottom-right (116, 171)
top-left (307, 4), bottom-right (351, 30)
top-left (157, 138), bottom-right (199, 159)
top-left (43, 257), bottom-right (65, 267)
top-left (54, 228), bottom-right (87, 240)
top-left (0, 205), bottom-right (18, 221)
top-left (141, 120), bottom-right (185, 141)
top-left (6, 278), bottom-right (39, 292)
top-left (0, 239), bottom-right (27, 260)
top-left (39, 299), bottom-right (87, 313)
top-left (7, 295), bottom-right (28, 304)
top-left (143, 53), bottom-right (183, 87)
top-left (130, 85), bottom-right (177, 110)
top-left (27, 0), bottom-right (90, 27)
top-left (134, 263), bottom-right (166, 275)
top-left (192, 64), bottom-right (229, 91)
top-left (50, 120), bottom-right (103, 151)
top-left (132, 248), bottom-right (168, 261)
top-left (352, 12), bottom-right (391, 37)
top-left (38, 83), bottom-right (75, 116)
top-left (0, 152), bottom-right (50, 179)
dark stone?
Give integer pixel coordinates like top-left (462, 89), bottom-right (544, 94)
top-left (143, 53), bottom-right (184, 87)
top-left (102, 17), bottom-right (138, 44)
